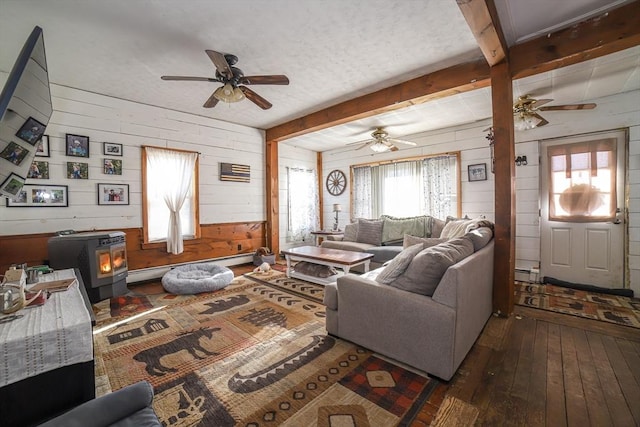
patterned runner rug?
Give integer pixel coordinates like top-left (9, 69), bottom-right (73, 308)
top-left (93, 274), bottom-right (440, 426)
top-left (515, 281), bottom-right (640, 329)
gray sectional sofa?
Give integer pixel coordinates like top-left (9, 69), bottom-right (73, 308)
top-left (323, 222), bottom-right (494, 381)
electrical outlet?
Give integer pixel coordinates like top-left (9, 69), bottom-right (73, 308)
top-left (237, 244), bottom-right (242, 251)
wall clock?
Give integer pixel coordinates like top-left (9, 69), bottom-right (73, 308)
top-left (326, 169), bottom-right (346, 196)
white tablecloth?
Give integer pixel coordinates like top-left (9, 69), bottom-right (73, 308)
top-left (0, 269), bottom-right (93, 387)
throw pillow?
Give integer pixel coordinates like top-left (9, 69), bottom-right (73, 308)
top-left (390, 236), bottom-right (474, 296)
top-left (402, 234), bottom-right (447, 249)
top-left (343, 222), bottom-right (358, 242)
top-left (440, 219), bottom-right (470, 239)
top-left (356, 219), bottom-right (383, 245)
top-left (430, 217), bottom-right (446, 238)
top-left (375, 243), bottom-right (424, 285)
top-left (466, 227), bottom-right (493, 251)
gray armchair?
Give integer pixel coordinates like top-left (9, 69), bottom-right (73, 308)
top-left (38, 381), bottom-right (161, 427)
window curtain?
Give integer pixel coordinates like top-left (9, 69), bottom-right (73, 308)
top-left (547, 138), bottom-right (616, 221)
top-left (286, 167), bottom-right (319, 243)
top-left (352, 165), bottom-right (372, 219)
top-left (422, 155), bottom-right (457, 220)
top-left (377, 161), bottom-right (423, 217)
top-left (146, 147), bottom-right (198, 254)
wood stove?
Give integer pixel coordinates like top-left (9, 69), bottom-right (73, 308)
top-left (48, 231), bottom-right (128, 303)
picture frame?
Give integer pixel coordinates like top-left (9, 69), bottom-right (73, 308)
top-left (0, 173), bottom-right (26, 198)
top-left (0, 141), bottom-right (29, 166)
top-left (103, 158), bottom-right (122, 175)
top-left (468, 163), bottom-right (488, 182)
top-left (16, 116), bottom-right (46, 146)
top-left (27, 160), bottom-right (49, 179)
top-left (5, 184), bottom-right (68, 207)
top-left (103, 142), bottom-right (123, 156)
top-left (66, 133), bottom-right (90, 158)
top-left (97, 183), bottom-right (129, 205)
top-left (35, 135), bottom-right (50, 157)
top-left (66, 161), bottom-right (89, 179)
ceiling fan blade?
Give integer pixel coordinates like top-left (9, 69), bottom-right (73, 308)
top-left (355, 142), bottom-right (371, 151)
top-left (530, 98), bottom-right (553, 108)
top-left (539, 103), bottom-right (597, 111)
top-left (205, 50), bottom-right (233, 79)
top-left (161, 76), bottom-right (218, 82)
top-left (203, 91), bottom-right (220, 108)
top-left (532, 113), bottom-right (549, 127)
top-left (239, 75), bottom-right (289, 85)
top-left (239, 86), bottom-right (272, 110)
top-left (389, 138), bottom-right (417, 146)
top-left (390, 145), bottom-right (399, 152)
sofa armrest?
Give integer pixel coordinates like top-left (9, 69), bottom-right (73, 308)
top-left (325, 234), bottom-right (344, 241)
top-left (39, 381), bottom-right (160, 427)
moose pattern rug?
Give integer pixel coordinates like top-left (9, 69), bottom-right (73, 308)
top-left (93, 275), bottom-right (438, 426)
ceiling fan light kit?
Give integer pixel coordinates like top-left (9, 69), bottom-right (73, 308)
top-left (514, 112), bottom-right (542, 131)
top-left (370, 140), bottom-right (390, 153)
top-left (512, 94), bottom-right (596, 131)
top-left (213, 83), bottom-right (244, 103)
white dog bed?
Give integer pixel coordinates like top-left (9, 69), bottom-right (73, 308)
top-left (162, 262), bottom-right (234, 294)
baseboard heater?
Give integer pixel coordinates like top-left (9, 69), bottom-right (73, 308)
top-left (126, 254), bottom-right (253, 284)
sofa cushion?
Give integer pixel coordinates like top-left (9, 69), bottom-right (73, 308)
top-left (343, 222), bottom-right (358, 242)
top-left (356, 219), bottom-right (384, 245)
top-left (391, 236), bottom-right (474, 296)
top-left (466, 227), bottom-right (494, 251)
top-left (321, 240), bottom-right (376, 252)
top-left (380, 215), bottom-right (429, 244)
top-left (403, 234), bottom-right (447, 249)
top-left (375, 243), bottom-right (424, 285)
top-left (431, 217), bottom-right (446, 238)
top-left (441, 217), bottom-right (494, 239)
top-left (365, 245), bottom-right (403, 264)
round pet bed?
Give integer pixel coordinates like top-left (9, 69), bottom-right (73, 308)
top-left (162, 262), bottom-right (234, 294)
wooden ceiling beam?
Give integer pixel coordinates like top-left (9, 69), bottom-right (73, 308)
top-left (510, 0), bottom-right (640, 80)
top-left (457, 0), bottom-right (507, 66)
top-left (265, 59), bottom-right (490, 142)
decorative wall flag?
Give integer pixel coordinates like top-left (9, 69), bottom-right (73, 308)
top-left (220, 162), bottom-right (250, 183)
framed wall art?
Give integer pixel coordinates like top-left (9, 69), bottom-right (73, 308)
top-left (103, 142), bottom-right (123, 156)
top-left (468, 163), bottom-right (487, 182)
top-left (66, 134), bottom-right (90, 157)
top-left (27, 160), bottom-right (49, 179)
top-left (35, 135), bottom-right (50, 157)
top-left (0, 141), bottom-right (29, 166)
top-left (16, 116), bottom-right (46, 146)
top-left (0, 173), bottom-right (26, 198)
top-left (104, 158), bottom-right (122, 175)
top-left (67, 161), bottom-right (89, 179)
top-left (6, 184), bottom-right (68, 207)
top-left (97, 183), bottom-right (129, 205)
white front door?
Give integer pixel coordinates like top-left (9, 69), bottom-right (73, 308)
top-left (540, 130), bottom-right (626, 288)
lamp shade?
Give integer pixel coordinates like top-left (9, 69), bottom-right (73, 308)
top-left (333, 204), bottom-right (342, 212)
top-left (213, 83), bottom-right (245, 103)
top-left (370, 140), bottom-right (389, 153)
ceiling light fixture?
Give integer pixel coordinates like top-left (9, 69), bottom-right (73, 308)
top-left (370, 140), bottom-right (389, 153)
top-left (213, 83), bottom-right (244, 103)
top-left (514, 112), bottom-right (542, 131)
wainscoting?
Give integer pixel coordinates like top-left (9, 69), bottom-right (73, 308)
top-left (0, 221), bottom-right (266, 276)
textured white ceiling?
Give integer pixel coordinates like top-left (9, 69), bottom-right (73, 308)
top-left (0, 0), bottom-right (637, 152)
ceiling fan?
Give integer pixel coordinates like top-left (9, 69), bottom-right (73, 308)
top-left (513, 94), bottom-right (596, 130)
top-left (161, 50), bottom-right (289, 110)
top-left (351, 127), bottom-right (417, 153)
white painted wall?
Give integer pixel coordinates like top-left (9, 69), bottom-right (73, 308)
top-left (277, 143), bottom-right (318, 252)
top-left (320, 89), bottom-right (640, 294)
top-left (0, 83), bottom-right (266, 235)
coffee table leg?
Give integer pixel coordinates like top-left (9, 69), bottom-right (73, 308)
top-left (363, 260), bottom-right (370, 273)
top-left (286, 256), bottom-right (292, 278)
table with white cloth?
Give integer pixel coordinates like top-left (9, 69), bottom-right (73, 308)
top-left (0, 268), bottom-right (95, 426)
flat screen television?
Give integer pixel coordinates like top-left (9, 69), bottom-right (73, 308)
top-left (0, 26), bottom-right (53, 198)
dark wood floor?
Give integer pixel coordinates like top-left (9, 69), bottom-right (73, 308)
top-left (230, 264), bottom-right (640, 426)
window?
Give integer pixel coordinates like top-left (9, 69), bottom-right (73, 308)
top-left (547, 139), bottom-right (616, 221)
top-left (352, 154), bottom-right (458, 219)
top-left (286, 167), bottom-right (319, 242)
top-left (142, 146), bottom-right (200, 253)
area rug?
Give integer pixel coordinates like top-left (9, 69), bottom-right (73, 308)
top-left (515, 281), bottom-right (640, 329)
top-left (93, 275), bottom-right (440, 426)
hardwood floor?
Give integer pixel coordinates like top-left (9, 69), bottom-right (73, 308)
top-left (230, 264), bottom-right (640, 426)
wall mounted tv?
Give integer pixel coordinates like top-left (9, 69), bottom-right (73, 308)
top-left (0, 26), bottom-right (53, 198)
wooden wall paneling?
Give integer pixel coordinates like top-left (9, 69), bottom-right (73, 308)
top-left (491, 60), bottom-right (516, 316)
top-left (0, 222), bottom-right (265, 274)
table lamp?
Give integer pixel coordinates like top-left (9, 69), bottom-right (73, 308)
top-left (333, 204), bottom-right (342, 231)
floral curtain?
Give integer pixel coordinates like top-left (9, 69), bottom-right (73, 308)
top-left (286, 167), bottom-right (319, 243)
top-left (352, 165), bottom-right (372, 219)
top-left (422, 155), bottom-right (457, 220)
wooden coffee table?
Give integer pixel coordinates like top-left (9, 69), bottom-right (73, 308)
top-left (281, 246), bottom-right (374, 285)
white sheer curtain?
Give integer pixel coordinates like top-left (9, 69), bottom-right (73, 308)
top-left (286, 167), bottom-right (319, 243)
top-left (378, 161), bottom-right (423, 217)
top-left (422, 155), bottom-right (457, 219)
top-left (352, 166), bottom-right (372, 219)
top-left (146, 147), bottom-right (198, 254)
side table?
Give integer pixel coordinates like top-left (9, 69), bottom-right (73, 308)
top-left (310, 230), bottom-right (344, 246)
